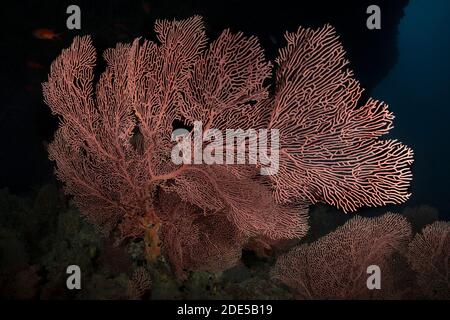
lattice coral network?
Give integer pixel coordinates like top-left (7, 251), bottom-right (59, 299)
top-left (42, 15), bottom-right (414, 277)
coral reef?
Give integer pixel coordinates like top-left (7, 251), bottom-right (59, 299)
top-left (0, 186), bottom-right (448, 299)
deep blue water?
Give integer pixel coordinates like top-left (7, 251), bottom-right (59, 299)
top-left (373, 0), bottom-right (450, 216)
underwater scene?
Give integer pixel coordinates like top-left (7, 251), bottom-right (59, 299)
top-left (0, 0), bottom-right (449, 305)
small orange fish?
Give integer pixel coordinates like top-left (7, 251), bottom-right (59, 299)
top-left (114, 22), bottom-right (129, 31)
top-left (26, 60), bottom-right (44, 70)
top-left (24, 84), bottom-right (35, 93)
top-left (32, 28), bottom-right (61, 40)
top-left (142, 2), bottom-right (151, 14)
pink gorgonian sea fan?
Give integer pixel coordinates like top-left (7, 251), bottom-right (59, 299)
top-left (271, 213), bottom-right (412, 299)
top-left (407, 221), bottom-right (450, 299)
top-left (42, 16), bottom-right (413, 272)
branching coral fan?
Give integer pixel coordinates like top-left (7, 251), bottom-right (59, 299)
top-left (407, 221), bottom-right (449, 299)
top-left (43, 16), bottom-right (413, 277)
top-left (272, 214), bottom-right (449, 299)
top-left (271, 213), bottom-right (412, 299)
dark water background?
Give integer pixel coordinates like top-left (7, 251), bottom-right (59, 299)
top-left (373, 0), bottom-right (450, 217)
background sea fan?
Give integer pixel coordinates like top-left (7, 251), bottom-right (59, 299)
top-left (42, 16), bottom-right (413, 276)
top-left (271, 213), bottom-right (412, 299)
top-left (407, 221), bottom-right (450, 299)
top-left (127, 267), bottom-right (152, 300)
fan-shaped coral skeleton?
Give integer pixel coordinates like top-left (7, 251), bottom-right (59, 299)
top-left (271, 213), bottom-right (412, 299)
top-left (43, 16), bottom-right (413, 276)
top-left (407, 221), bottom-right (449, 299)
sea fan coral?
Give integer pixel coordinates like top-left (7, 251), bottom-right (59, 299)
top-left (407, 221), bottom-right (449, 299)
top-left (271, 213), bottom-right (412, 299)
top-left (157, 191), bottom-right (245, 278)
top-left (127, 267), bottom-right (152, 300)
top-left (267, 27), bottom-right (413, 212)
top-left (42, 16), bottom-right (413, 275)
